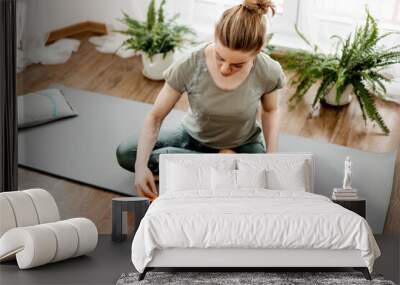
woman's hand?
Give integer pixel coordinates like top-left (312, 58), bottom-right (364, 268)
top-left (133, 83), bottom-right (182, 201)
top-left (134, 166), bottom-right (158, 200)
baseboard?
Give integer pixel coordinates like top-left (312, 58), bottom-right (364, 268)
top-left (46, 21), bottom-right (108, 45)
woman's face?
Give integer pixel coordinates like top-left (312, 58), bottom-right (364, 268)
top-left (213, 40), bottom-right (257, 77)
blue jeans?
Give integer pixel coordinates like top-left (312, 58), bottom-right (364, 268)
top-left (116, 125), bottom-right (266, 174)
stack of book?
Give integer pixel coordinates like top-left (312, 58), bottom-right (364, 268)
top-left (332, 188), bottom-right (358, 200)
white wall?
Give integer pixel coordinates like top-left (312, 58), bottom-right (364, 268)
top-left (23, 0), bottom-right (146, 44)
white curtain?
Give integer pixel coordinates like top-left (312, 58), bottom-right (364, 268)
top-left (129, 0), bottom-right (149, 22)
top-left (297, 0), bottom-right (400, 53)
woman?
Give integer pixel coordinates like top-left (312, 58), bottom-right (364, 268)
top-left (116, 0), bottom-right (285, 199)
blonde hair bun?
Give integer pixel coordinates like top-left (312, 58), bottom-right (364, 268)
top-left (242, 0), bottom-right (275, 16)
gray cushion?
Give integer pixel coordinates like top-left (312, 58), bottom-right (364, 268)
top-left (18, 88), bottom-right (78, 129)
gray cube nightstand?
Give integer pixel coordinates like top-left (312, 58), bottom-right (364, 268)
top-left (112, 197), bottom-right (150, 242)
top-left (332, 198), bottom-right (366, 218)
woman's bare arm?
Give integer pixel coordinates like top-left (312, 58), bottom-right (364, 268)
top-left (134, 83), bottom-right (182, 198)
top-left (260, 90), bottom-right (280, 153)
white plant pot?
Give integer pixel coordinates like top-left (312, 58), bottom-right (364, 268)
top-left (142, 52), bottom-right (174, 80)
top-left (323, 85), bottom-right (354, 106)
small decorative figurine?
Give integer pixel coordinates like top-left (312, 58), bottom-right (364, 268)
top-left (342, 156), bottom-right (352, 190)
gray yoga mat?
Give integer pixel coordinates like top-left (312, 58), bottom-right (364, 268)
top-left (18, 84), bottom-right (396, 233)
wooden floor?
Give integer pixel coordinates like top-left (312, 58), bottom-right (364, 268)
top-left (17, 33), bottom-right (400, 234)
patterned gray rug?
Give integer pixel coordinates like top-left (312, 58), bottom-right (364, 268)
top-left (116, 271), bottom-right (395, 285)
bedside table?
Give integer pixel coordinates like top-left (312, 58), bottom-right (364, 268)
top-left (332, 198), bottom-right (366, 218)
top-left (112, 197), bottom-right (150, 242)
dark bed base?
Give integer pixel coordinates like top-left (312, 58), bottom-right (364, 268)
top-left (138, 267), bottom-right (372, 281)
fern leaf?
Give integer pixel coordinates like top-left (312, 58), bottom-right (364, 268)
top-left (147, 0), bottom-right (156, 30)
top-left (158, 0), bottom-right (166, 24)
top-left (353, 80), bottom-right (389, 134)
top-left (313, 76), bottom-right (335, 107)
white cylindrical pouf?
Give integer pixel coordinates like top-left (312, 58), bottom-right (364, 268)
top-left (0, 226), bottom-right (57, 269)
top-left (42, 221), bottom-right (79, 262)
top-left (1, 192), bottom-right (39, 227)
top-left (24, 189), bottom-right (60, 223)
top-left (0, 196), bottom-right (17, 237)
top-left (0, 188), bottom-right (98, 269)
top-left (64, 218), bottom-right (98, 257)
top-left (0, 218), bottom-right (98, 269)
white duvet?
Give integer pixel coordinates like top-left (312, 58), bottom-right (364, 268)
top-left (131, 190), bottom-right (380, 273)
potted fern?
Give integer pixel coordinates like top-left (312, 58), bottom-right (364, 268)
top-left (280, 10), bottom-right (400, 134)
top-left (116, 0), bottom-right (195, 80)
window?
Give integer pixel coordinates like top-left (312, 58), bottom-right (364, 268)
top-left (298, 0), bottom-right (400, 52)
top-left (166, 0), bottom-right (301, 43)
top-left (166, 0), bottom-right (400, 50)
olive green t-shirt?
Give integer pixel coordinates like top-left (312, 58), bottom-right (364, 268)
top-left (163, 42), bottom-right (286, 149)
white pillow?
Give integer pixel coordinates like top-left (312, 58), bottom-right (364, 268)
top-left (211, 168), bottom-right (236, 190)
top-left (238, 159), bottom-right (309, 191)
top-left (266, 165), bottom-right (306, 191)
top-left (237, 169), bottom-right (267, 188)
top-left (211, 169), bottom-right (267, 190)
top-left (166, 159), bottom-right (235, 192)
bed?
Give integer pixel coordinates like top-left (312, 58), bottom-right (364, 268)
top-left (131, 153), bottom-right (380, 281)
